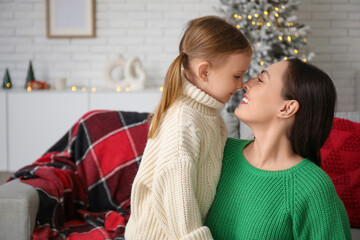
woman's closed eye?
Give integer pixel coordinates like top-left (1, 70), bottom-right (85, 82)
top-left (257, 76), bottom-right (263, 83)
top-left (234, 75), bottom-right (242, 79)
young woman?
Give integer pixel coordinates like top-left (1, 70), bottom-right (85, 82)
top-left (205, 58), bottom-right (351, 239)
top-left (125, 16), bottom-right (252, 239)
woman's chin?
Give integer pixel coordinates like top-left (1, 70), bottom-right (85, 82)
top-left (234, 107), bottom-right (245, 121)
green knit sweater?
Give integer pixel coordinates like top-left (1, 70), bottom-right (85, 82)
top-left (205, 138), bottom-right (351, 240)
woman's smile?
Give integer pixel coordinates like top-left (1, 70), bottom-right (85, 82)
top-left (240, 94), bottom-right (250, 104)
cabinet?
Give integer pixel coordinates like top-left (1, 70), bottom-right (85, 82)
top-left (0, 92), bottom-right (6, 171)
top-left (1, 89), bottom-right (161, 172)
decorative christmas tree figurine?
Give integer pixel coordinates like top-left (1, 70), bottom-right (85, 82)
top-left (2, 68), bottom-right (12, 89)
top-left (25, 60), bottom-right (35, 88)
top-left (218, 0), bottom-right (314, 112)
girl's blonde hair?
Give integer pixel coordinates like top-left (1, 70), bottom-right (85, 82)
top-left (148, 15), bottom-right (252, 138)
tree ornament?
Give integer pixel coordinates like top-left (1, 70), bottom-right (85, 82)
top-left (2, 68), bottom-right (12, 89)
top-left (25, 61), bottom-right (35, 89)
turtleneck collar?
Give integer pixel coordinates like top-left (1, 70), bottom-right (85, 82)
top-left (182, 78), bottom-right (225, 110)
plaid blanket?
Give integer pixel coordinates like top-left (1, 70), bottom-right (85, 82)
top-left (10, 110), bottom-right (149, 240)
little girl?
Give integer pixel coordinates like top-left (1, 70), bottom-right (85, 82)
top-left (125, 16), bottom-right (252, 240)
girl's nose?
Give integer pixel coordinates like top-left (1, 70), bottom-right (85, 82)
top-left (237, 81), bottom-right (243, 89)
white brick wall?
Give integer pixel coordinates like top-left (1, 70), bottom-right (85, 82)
top-left (298, 0), bottom-right (360, 111)
top-left (0, 0), bottom-right (359, 111)
top-left (0, 0), bottom-right (219, 90)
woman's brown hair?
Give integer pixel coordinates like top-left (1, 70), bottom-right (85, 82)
top-left (148, 15), bottom-right (252, 138)
top-left (282, 58), bottom-right (337, 166)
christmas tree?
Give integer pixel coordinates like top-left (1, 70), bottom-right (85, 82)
top-left (2, 68), bottom-right (12, 89)
top-left (25, 61), bottom-right (35, 88)
top-left (218, 0), bottom-right (314, 112)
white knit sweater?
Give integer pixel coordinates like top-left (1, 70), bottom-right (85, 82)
top-left (124, 79), bottom-right (227, 240)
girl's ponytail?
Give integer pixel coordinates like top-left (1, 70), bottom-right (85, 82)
top-left (148, 53), bottom-right (186, 138)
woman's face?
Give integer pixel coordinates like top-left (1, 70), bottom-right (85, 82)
top-left (234, 61), bottom-right (289, 124)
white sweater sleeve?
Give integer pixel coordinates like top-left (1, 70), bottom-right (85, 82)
top-left (152, 116), bottom-right (214, 240)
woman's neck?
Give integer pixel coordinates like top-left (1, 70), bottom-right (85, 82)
top-left (243, 123), bottom-right (303, 171)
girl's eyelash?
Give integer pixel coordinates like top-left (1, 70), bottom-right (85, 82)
top-left (258, 77), bottom-right (263, 82)
top-left (234, 76), bottom-right (241, 79)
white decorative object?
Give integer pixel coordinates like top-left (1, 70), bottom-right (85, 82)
top-left (54, 77), bottom-right (67, 90)
top-left (125, 56), bottom-right (146, 90)
top-left (103, 55), bottom-right (146, 90)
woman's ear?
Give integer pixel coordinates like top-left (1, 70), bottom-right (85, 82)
top-left (196, 61), bottom-right (210, 82)
top-left (277, 100), bottom-right (299, 119)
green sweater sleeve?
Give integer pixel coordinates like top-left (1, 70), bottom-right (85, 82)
top-left (292, 172), bottom-right (351, 240)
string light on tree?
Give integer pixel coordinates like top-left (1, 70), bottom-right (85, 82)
top-left (219, 0), bottom-right (314, 112)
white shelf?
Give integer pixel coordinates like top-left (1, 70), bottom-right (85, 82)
top-left (1, 89), bottom-right (161, 172)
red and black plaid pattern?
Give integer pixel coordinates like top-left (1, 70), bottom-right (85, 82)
top-left (10, 110), bottom-right (149, 239)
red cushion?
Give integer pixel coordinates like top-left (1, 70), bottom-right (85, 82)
top-left (321, 117), bottom-right (360, 228)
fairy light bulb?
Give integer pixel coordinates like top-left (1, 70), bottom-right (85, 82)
top-left (287, 36), bottom-right (292, 42)
top-left (294, 49), bottom-right (299, 54)
top-left (252, 21), bottom-right (256, 25)
top-left (234, 14), bottom-right (238, 18)
top-left (72, 86), bottom-right (76, 92)
top-left (6, 83), bottom-right (11, 88)
top-left (264, 11), bottom-right (269, 15)
top-left (257, 42), bottom-right (261, 47)
top-left (159, 87), bottom-right (164, 92)
top-left (125, 87), bottom-right (130, 92)
top-left (238, 15), bottom-right (242, 20)
top-left (27, 86), bottom-right (32, 92)
top-left (116, 86), bottom-right (121, 92)
top-left (284, 57), bottom-right (288, 60)
top-left (92, 87), bottom-right (96, 92)
top-left (254, 13), bottom-right (259, 18)
top-left (282, 5), bottom-right (285, 9)
top-left (236, 25), bottom-right (241, 29)
top-left (275, 7), bottom-right (279, 11)
top-left (279, 36), bottom-right (283, 40)
top-left (260, 61), bottom-right (264, 66)
top-left (303, 58), bottom-right (307, 62)
top-left (248, 15), bottom-right (252, 19)
top-left (266, 22), bottom-right (271, 27)
top-left (82, 87), bottom-right (86, 92)
top-left (275, 13), bottom-right (279, 17)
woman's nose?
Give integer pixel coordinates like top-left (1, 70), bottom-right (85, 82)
top-left (243, 77), bottom-right (256, 91)
top-left (243, 82), bottom-right (249, 91)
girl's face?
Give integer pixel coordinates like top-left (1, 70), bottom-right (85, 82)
top-left (234, 61), bottom-right (289, 124)
top-left (205, 52), bottom-right (252, 103)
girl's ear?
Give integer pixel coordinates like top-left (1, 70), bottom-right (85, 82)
top-left (277, 100), bottom-right (299, 119)
top-left (196, 61), bottom-right (210, 82)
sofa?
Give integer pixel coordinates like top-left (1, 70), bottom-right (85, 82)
top-left (0, 109), bottom-right (359, 240)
